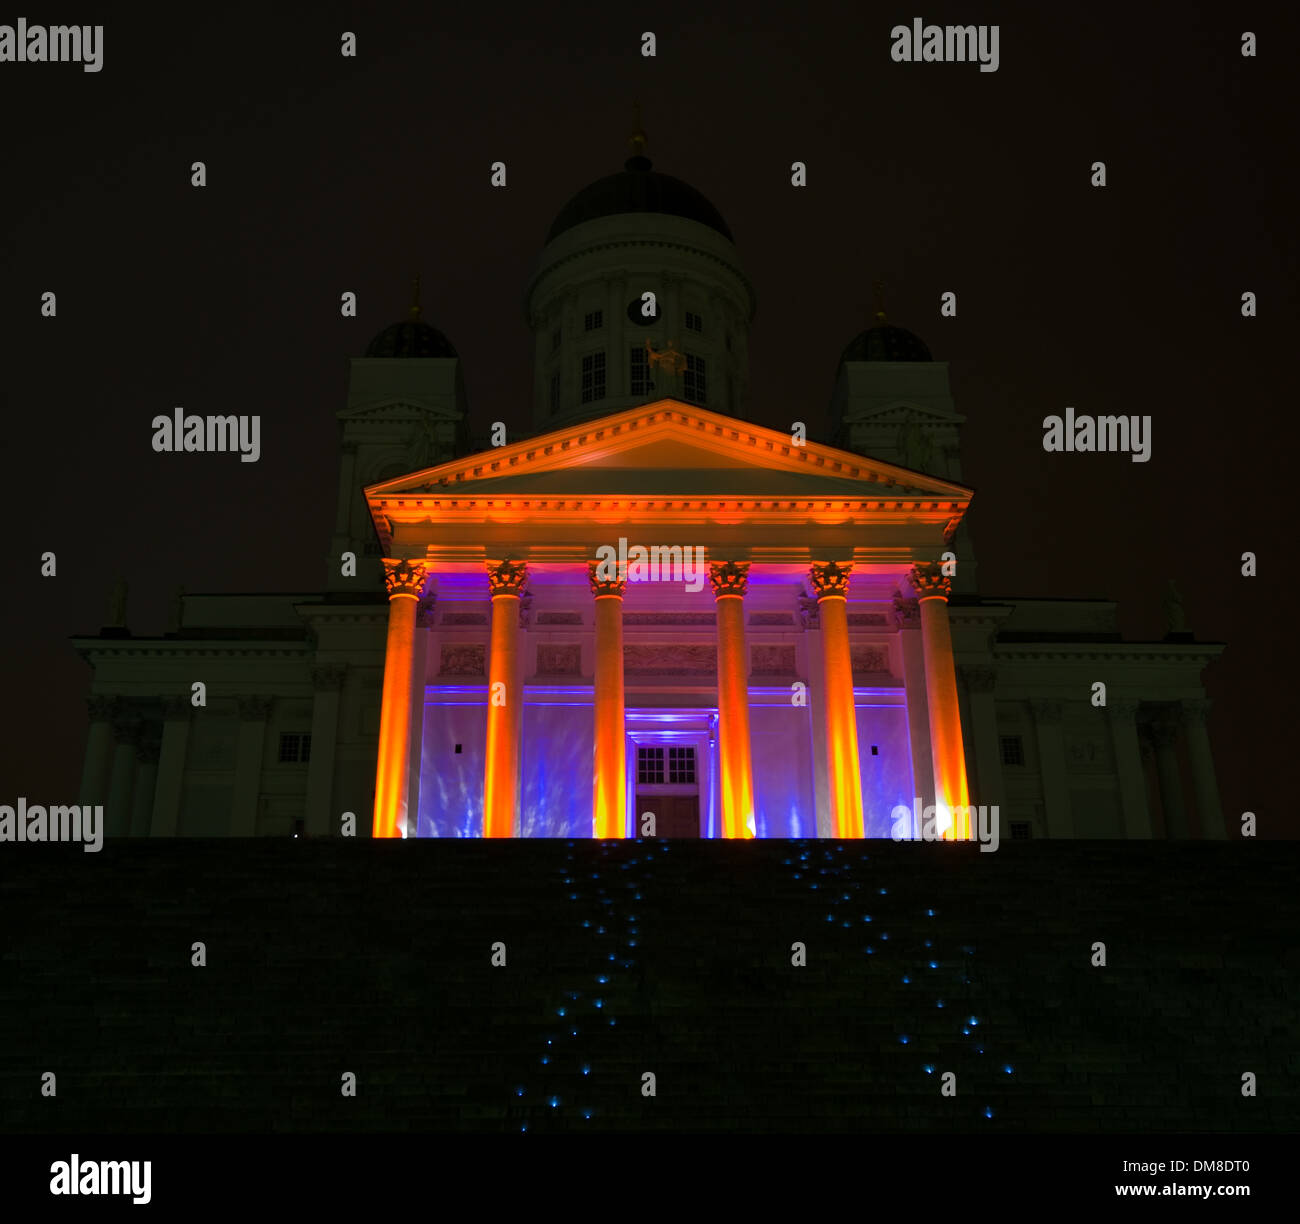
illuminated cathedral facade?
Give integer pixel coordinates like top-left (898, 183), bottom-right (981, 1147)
top-left (73, 129), bottom-right (1227, 841)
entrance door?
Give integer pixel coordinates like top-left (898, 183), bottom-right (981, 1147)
top-left (637, 793), bottom-right (700, 838)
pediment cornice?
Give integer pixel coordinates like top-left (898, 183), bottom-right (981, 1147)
top-left (367, 401), bottom-right (972, 501)
top-left (339, 397), bottom-right (463, 424)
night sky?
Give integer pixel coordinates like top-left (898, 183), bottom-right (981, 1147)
top-left (2, 1), bottom-right (1295, 834)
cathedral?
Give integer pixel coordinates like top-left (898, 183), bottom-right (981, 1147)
top-left (72, 125), bottom-right (1226, 841)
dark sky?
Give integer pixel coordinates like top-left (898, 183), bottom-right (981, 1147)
top-left (2, 1), bottom-right (1296, 834)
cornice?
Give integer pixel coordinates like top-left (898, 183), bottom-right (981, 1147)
top-left (992, 643), bottom-right (1226, 664)
top-left (71, 642), bottom-right (315, 660)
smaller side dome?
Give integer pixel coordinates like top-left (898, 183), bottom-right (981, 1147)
top-left (365, 276), bottom-right (459, 358)
top-left (364, 319), bottom-right (458, 358)
top-left (839, 316), bottom-right (932, 364)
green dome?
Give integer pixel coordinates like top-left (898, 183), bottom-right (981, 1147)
top-left (365, 318), bottom-right (458, 358)
top-left (546, 154), bottom-right (734, 244)
top-left (840, 323), bottom-right (932, 364)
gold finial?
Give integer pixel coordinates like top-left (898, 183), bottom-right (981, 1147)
top-left (873, 279), bottom-right (887, 325)
top-left (409, 274), bottom-right (422, 321)
top-left (628, 101), bottom-right (648, 157)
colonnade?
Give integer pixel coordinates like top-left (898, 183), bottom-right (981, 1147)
top-left (371, 557), bottom-right (974, 840)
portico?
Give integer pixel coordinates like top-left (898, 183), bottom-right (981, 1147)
top-left (365, 400), bottom-right (974, 839)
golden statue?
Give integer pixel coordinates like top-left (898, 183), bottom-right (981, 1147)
top-left (645, 337), bottom-right (687, 375)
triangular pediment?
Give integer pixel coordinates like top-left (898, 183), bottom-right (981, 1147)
top-left (841, 400), bottom-right (965, 426)
top-left (338, 397), bottom-right (464, 424)
top-left (367, 401), bottom-right (971, 500)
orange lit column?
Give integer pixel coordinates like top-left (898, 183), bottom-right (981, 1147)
top-left (372, 559), bottom-right (429, 838)
top-left (909, 561), bottom-right (972, 840)
top-left (483, 559), bottom-right (528, 838)
top-left (589, 562), bottom-right (628, 838)
top-left (810, 562), bottom-right (865, 838)
top-left (709, 561), bottom-right (756, 839)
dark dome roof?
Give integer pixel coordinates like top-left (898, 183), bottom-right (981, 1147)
top-left (365, 316), bottom-right (458, 358)
top-left (839, 321), bottom-right (932, 364)
top-left (546, 154), bottom-right (734, 244)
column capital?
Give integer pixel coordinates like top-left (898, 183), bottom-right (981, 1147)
top-left (382, 558), bottom-right (430, 600)
top-left (1029, 699), bottom-right (1063, 725)
top-left (1108, 697), bottom-right (1142, 718)
top-left (161, 695), bottom-right (193, 721)
top-left (958, 665), bottom-right (997, 694)
top-left (486, 558), bottom-right (528, 598)
top-left (87, 695), bottom-right (119, 722)
top-left (238, 695), bottom-right (274, 721)
top-left (709, 560), bottom-right (750, 599)
top-left (588, 561), bottom-right (627, 598)
top-left (891, 591), bottom-right (921, 629)
top-left (1182, 697), bottom-right (1212, 725)
top-left (311, 665), bottom-right (347, 692)
top-left (908, 560), bottom-right (951, 602)
top-left (1142, 708), bottom-right (1181, 748)
top-left (809, 561), bottom-right (852, 600)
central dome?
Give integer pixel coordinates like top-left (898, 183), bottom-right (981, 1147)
top-left (545, 152), bottom-right (734, 244)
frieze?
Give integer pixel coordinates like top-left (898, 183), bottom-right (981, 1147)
top-left (751, 645), bottom-right (797, 676)
top-left (536, 644), bottom-right (582, 676)
top-left (624, 612), bottom-right (716, 626)
top-left (537, 611), bottom-right (583, 625)
top-left (439, 644), bottom-right (487, 676)
top-left (624, 643), bottom-right (717, 675)
top-left (851, 646), bottom-right (890, 675)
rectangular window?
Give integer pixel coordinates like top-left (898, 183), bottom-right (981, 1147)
top-left (999, 735), bottom-right (1025, 766)
top-left (667, 746), bottom-right (696, 784)
top-left (581, 351), bottom-right (606, 403)
top-left (549, 371), bottom-right (559, 415)
top-left (278, 732), bottom-right (312, 764)
top-left (584, 310), bottom-right (603, 331)
top-left (685, 310), bottom-right (702, 332)
top-left (630, 346), bottom-right (651, 396)
top-left (1009, 821), bottom-right (1033, 840)
top-left (637, 747), bottom-right (665, 785)
top-left (683, 353), bottom-right (706, 405)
